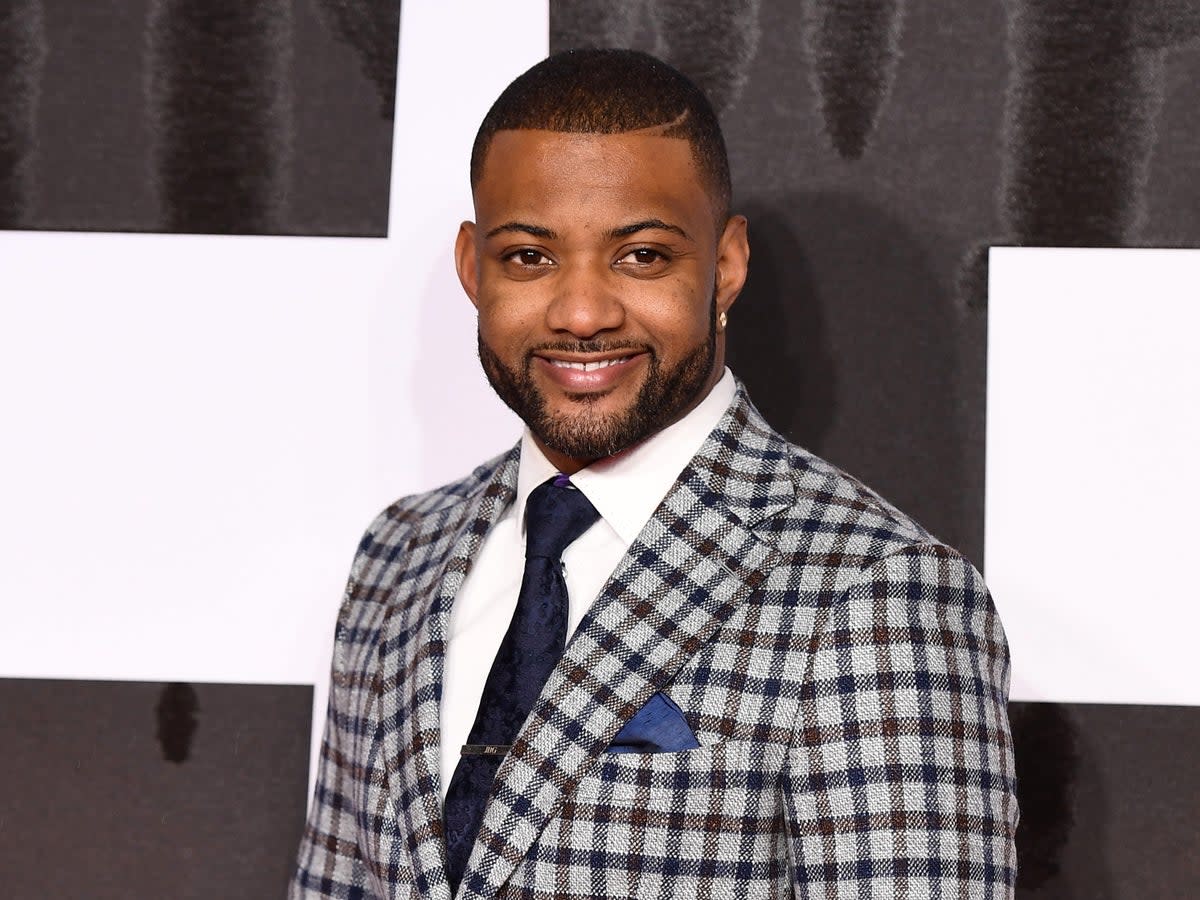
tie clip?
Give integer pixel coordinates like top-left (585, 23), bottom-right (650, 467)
top-left (460, 743), bottom-right (512, 756)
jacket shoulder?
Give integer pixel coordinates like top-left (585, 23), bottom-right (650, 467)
top-left (713, 387), bottom-right (947, 569)
top-left (356, 447), bottom-right (516, 562)
top-left (752, 432), bottom-right (981, 610)
top-left (330, 448), bottom-right (516, 654)
top-left (784, 439), bottom-right (934, 547)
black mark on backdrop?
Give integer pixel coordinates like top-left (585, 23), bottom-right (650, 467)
top-left (647, 0), bottom-right (761, 116)
top-left (550, 0), bottom-right (761, 116)
top-left (146, 0), bottom-right (294, 233)
top-left (156, 682), bottom-right (199, 763)
top-left (313, 0), bottom-right (402, 120)
top-left (804, 0), bottom-right (906, 160)
top-left (1009, 702), bottom-right (1079, 889)
top-left (1002, 0), bottom-right (1162, 248)
top-left (965, 0), bottom-right (1200, 310)
top-left (0, 0), bottom-right (46, 228)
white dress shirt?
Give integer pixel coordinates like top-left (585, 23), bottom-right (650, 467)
top-left (439, 369), bottom-right (737, 801)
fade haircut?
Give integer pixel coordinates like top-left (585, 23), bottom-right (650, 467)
top-left (470, 48), bottom-right (732, 222)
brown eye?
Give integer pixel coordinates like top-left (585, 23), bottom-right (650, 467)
top-left (508, 249), bottom-right (551, 266)
top-left (615, 247), bottom-right (669, 270)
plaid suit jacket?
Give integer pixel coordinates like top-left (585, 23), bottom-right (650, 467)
top-left (292, 385), bottom-right (1018, 899)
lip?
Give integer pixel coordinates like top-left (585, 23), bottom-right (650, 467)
top-left (533, 351), bottom-right (648, 393)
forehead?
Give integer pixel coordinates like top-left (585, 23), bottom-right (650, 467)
top-left (472, 129), bottom-right (717, 232)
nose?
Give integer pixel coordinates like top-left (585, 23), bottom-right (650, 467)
top-left (544, 260), bottom-right (624, 339)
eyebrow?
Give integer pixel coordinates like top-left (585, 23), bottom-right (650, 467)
top-left (484, 221), bottom-right (557, 240)
top-left (483, 218), bottom-right (692, 242)
top-left (605, 219), bottom-right (691, 241)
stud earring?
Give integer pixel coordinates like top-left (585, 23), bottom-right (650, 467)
top-left (717, 310), bottom-right (728, 332)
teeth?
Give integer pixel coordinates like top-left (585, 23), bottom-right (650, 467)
top-left (551, 356), bottom-right (630, 371)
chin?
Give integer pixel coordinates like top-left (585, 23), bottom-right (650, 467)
top-left (533, 403), bottom-right (655, 462)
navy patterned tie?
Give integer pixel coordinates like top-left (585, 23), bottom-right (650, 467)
top-left (443, 475), bottom-right (600, 894)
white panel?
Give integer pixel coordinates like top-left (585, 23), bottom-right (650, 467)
top-left (0, 231), bottom-right (375, 685)
top-left (986, 247), bottom-right (1200, 706)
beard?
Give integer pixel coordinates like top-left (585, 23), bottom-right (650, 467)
top-left (478, 304), bottom-right (717, 463)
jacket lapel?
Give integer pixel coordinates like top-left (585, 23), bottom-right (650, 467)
top-left (459, 389), bottom-right (793, 899)
top-left (374, 450), bottom-right (519, 900)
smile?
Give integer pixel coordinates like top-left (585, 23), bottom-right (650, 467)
top-left (548, 356), bottom-right (634, 372)
top-left (535, 352), bottom-right (648, 393)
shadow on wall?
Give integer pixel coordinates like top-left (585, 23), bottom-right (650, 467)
top-left (726, 201), bottom-right (834, 454)
top-left (729, 191), bottom-right (972, 556)
top-left (1010, 701), bottom-right (1116, 898)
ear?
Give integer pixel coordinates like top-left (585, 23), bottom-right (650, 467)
top-left (714, 214), bottom-right (749, 319)
top-left (454, 220), bottom-right (480, 308)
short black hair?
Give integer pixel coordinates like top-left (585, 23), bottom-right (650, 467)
top-left (470, 48), bottom-right (732, 221)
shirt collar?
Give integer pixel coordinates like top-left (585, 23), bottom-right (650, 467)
top-left (515, 368), bottom-right (737, 545)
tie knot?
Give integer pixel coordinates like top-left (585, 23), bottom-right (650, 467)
top-left (524, 476), bottom-right (600, 560)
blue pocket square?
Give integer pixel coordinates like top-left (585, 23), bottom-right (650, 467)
top-left (607, 692), bottom-right (700, 753)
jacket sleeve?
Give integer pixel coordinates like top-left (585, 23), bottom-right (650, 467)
top-left (782, 543), bottom-right (1019, 897)
top-left (290, 584), bottom-right (379, 899)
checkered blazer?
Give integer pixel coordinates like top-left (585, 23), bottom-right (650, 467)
top-left (292, 385), bottom-right (1017, 899)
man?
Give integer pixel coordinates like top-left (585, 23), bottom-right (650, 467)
top-left (293, 49), bottom-right (1017, 899)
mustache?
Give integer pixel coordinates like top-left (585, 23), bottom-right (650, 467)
top-left (526, 340), bottom-right (651, 356)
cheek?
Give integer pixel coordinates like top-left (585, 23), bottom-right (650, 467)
top-left (633, 286), bottom-right (711, 347)
top-left (477, 274), bottom-right (563, 338)
top-left (477, 299), bottom-right (539, 353)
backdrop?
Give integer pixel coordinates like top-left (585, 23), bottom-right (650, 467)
top-left (1, 0), bottom-right (1197, 896)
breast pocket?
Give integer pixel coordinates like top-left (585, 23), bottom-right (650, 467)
top-left (563, 741), bottom-right (791, 898)
top-left (577, 740), bottom-right (775, 803)
top-left (581, 739), bottom-right (790, 830)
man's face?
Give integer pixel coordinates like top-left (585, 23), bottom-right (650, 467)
top-left (456, 128), bottom-right (748, 473)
